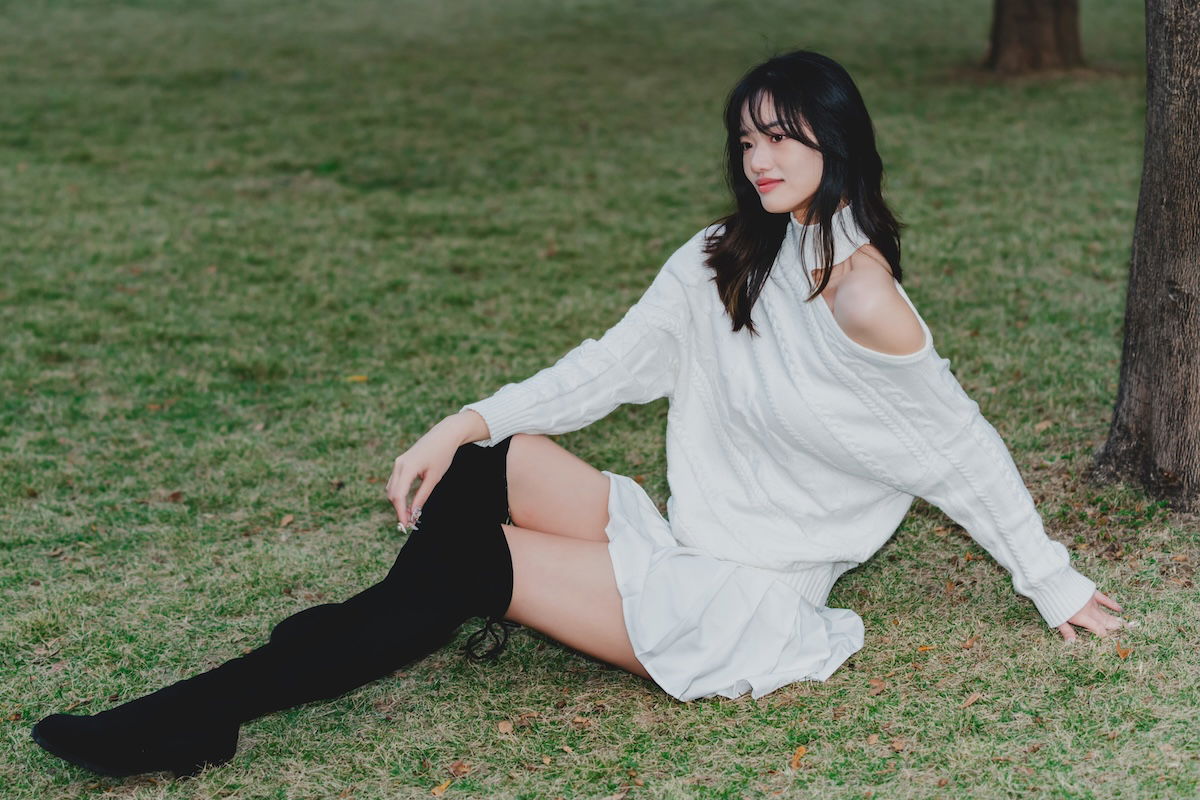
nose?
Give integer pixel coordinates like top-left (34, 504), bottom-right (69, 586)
top-left (749, 142), bottom-right (773, 175)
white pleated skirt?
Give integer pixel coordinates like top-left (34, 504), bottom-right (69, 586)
top-left (600, 470), bottom-right (864, 703)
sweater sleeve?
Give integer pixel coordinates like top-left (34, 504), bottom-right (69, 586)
top-left (825, 314), bottom-right (1096, 630)
top-left (457, 231), bottom-right (699, 448)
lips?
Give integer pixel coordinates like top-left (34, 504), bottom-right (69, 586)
top-left (756, 179), bottom-right (783, 192)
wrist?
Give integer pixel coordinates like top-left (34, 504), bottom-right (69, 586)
top-left (445, 409), bottom-right (491, 446)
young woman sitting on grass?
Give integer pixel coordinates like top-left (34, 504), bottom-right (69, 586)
top-left (31, 48), bottom-right (1129, 779)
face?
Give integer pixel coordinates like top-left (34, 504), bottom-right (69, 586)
top-left (738, 94), bottom-right (823, 221)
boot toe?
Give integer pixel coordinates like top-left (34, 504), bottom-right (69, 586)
top-left (32, 713), bottom-right (133, 777)
top-left (31, 712), bottom-right (238, 779)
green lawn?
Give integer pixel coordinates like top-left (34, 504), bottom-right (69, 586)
top-left (3, 1), bottom-right (1196, 798)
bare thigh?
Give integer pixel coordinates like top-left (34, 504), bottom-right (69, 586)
top-left (500, 523), bottom-right (652, 682)
top-left (504, 433), bottom-right (611, 543)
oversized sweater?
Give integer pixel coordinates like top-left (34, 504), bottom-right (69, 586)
top-left (460, 203), bottom-right (1096, 630)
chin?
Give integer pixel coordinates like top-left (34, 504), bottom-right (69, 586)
top-left (758, 196), bottom-right (796, 215)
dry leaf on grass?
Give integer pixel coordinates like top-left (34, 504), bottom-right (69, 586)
top-left (1116, 641), bottom-right (1132, 659)
top-left (961, 634), bottom-right (980, 649)
top-left (448, 760), bottom-right (471, 777)
top-left (280, 513), bottom-right (295, 527)
top-left (917, 645), bottom-right (936, 652)
top-left (868, 678), bottom-right (886, 696)
top-left (497, 720), bottom-right (514, 734)
top-left (430, 778), bottom-right (452, 796)
top-left (960, 691), bottom-right (983, 708)
top-left (867, 734), bottom-right (880, 745)
top-left (789, 745), bottom-right (807, 769)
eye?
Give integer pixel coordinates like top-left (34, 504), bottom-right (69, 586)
top-left (769, 133), bottom-right (786, 143)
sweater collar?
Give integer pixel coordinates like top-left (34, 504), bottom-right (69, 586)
top-left (781, 202), bottom-right (870, 277)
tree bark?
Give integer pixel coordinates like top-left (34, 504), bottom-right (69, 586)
top-left (1090, 0), bottom-right (1200, 511)
top-left (984, 0), bottom-right (1086, 74)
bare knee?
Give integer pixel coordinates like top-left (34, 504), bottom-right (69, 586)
top-left (504, 435), bottom-right (611, 542)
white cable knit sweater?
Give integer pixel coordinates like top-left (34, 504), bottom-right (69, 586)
top-left (460, 204), bottom-right (1096, 629)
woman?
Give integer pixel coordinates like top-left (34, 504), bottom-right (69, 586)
top-left (31, 49), bottom-right (1128, 779)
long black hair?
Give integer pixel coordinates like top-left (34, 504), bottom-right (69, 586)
top-left (703, 49), bottom-right (905, 336)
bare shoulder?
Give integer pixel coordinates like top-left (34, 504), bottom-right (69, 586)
top-left (829, 245), bottom-right (926, 356)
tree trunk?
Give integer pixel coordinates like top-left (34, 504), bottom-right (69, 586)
top-left (984, 0), bottom-right (1085, 74)
top-left (1090, 0), bottom-right (1200, 511)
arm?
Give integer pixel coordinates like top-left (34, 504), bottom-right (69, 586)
top-left (457, 231), bottom-right (700, 447)
top-left (829, 258), bottom-right (1098, 629)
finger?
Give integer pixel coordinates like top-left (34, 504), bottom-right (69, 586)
top-left (1057, 622), bottom-right (1077, 643)
top-left (410, 472), bottom-right (441, 522)
top-left (1093, 591), bottom-right (1123, 613)
top-left (390, 471), bottom-right (414, 527)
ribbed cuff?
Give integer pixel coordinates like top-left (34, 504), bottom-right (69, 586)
top-left (459, 389), bottom-right (531, 448)
top-left (1025, 565), bottom-right (1097, 629)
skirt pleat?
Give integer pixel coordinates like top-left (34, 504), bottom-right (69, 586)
top-left (600, 470), bottom-right (865, 702)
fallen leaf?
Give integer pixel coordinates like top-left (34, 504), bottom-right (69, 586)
top-left (46, 547), bottom-right (65, 558)
top-left (542, 755), bottom-right (552, 765)
top-left (430, 778), bottom-right (452, 796)
top-left (346, 375), bottom-right (369, 382)
top-left (1171, 554), bottom-right (1188, 562)
top-left (497, 720), bottom-right (514, 734)
top-left (867, 734), bottom-right (880, 745)
top-left (7, 711), bottom-right (22, 721)
top-left (868, 678), bottom-right (886, 696)
top-left (167, 490), bottom-right (184, 503)
top-left (890, 738), bottom-right (906, 752)
top-left (1115, 640), bottom-right (1132, 660)
top-left (789, 745), bottom-right (807, 769)
top-left (448, 760), bottom-right (471, 777)
top-left (561, 745), bottom-right (574, 754)
top-left (944, 579), bottom-right (956, 594)
top-left (1034, 419), bottom-right (1053, 432)
top-left (917, 645), bottom-right (936, 652)
top-left (960, 691), bottom-right (983, 708)
top-left (280, 514), bottom-right (295, 527)
top-left (961, 634), bottom-right (980, 649)
top-left (572, 715), bottom-right (591, 726)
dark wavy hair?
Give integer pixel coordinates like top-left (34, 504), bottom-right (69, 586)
top-left (702, 50), bottom-right (905, 336)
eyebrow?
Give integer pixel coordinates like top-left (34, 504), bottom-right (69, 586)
top-left (738, 120), bottom-right (783, 136)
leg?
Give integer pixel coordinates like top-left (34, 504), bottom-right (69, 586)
top-left (500, 523), bottom-right (653, 682)
top-left (504, 434), bottom-right (613, 542)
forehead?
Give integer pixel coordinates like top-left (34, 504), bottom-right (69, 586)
top-left (738, 93), bottom-right (812, 138)
top-left (739, 93), bottom-right (777, 127)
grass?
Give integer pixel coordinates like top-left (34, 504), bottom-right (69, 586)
top-left (2, 0), bottom-right (1197, 797)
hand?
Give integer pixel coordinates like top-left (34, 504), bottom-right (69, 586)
top-left (384, 417), bottom-right (469, 531)
top-left (1056, 590), bottom-right (1132, 642)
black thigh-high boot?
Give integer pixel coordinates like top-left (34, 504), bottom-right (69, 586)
top-left (31, 437), bottom-right (518, 779)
